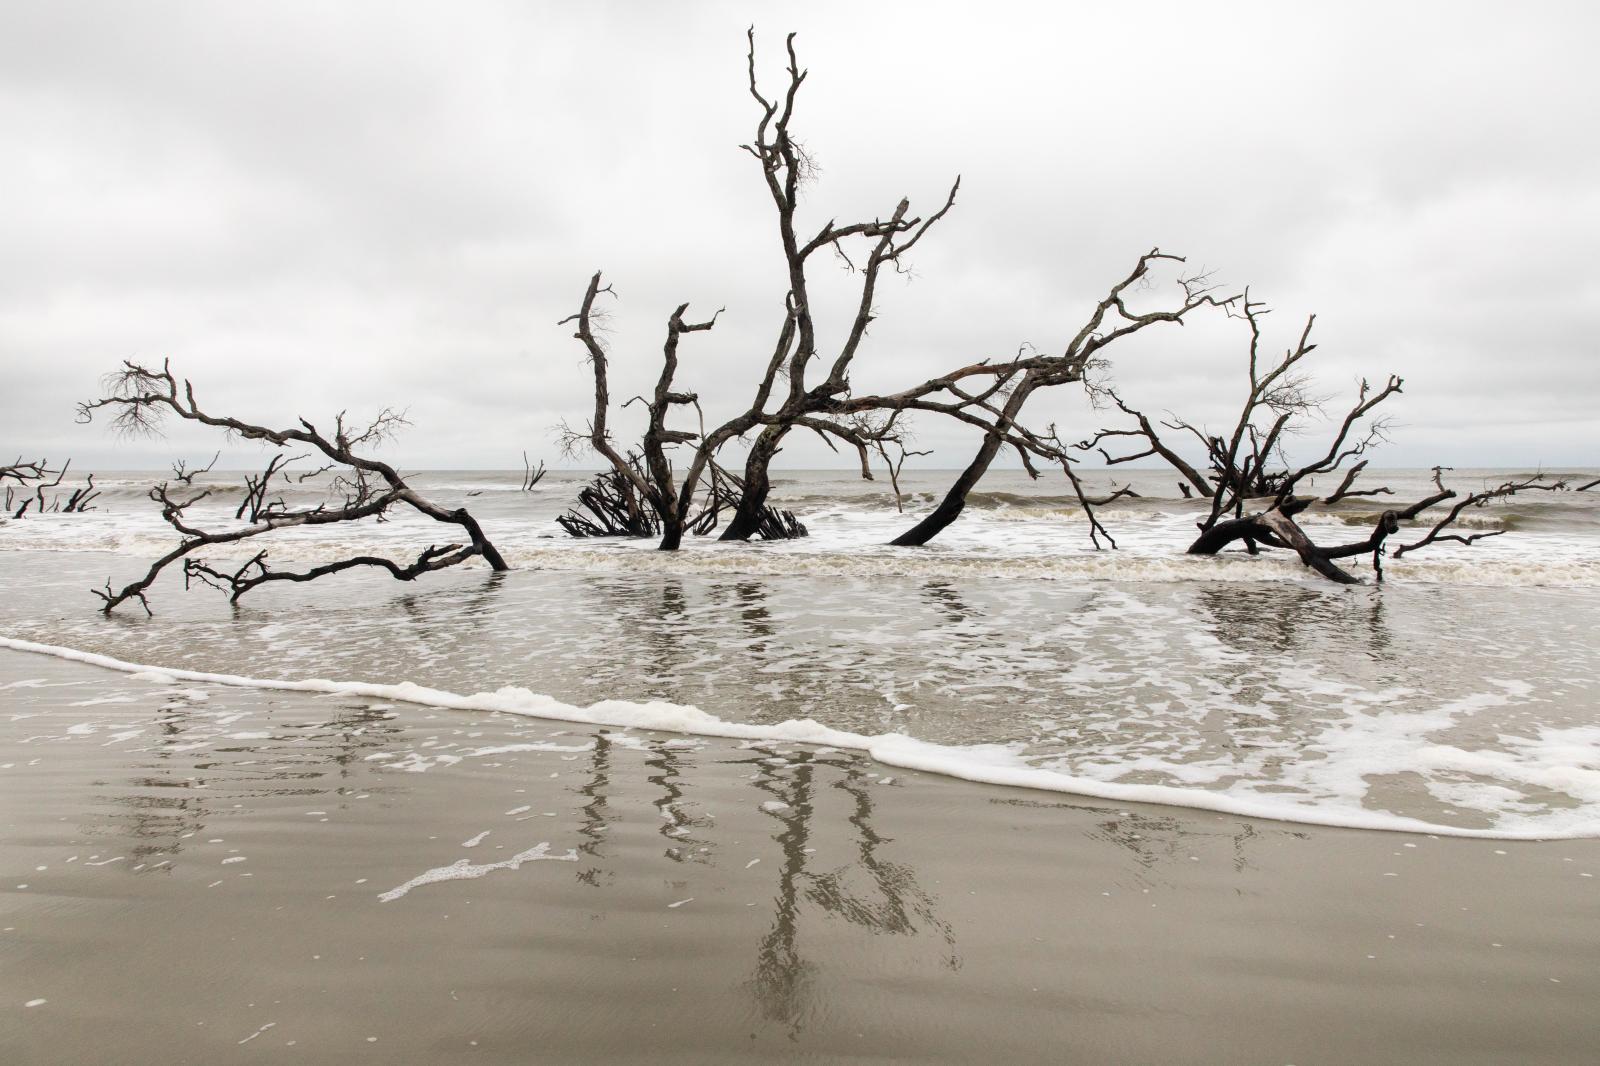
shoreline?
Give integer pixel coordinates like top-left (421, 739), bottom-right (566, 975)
top-left (4, 634), bottom-right (1593, 842)
top-left (4, 647), bottom-right (1600, 1063)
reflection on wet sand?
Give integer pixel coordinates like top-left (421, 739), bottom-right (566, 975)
top-left (77, 689), bottom-right (405, 877)
top-left (647, 741), bottom-right (713, 863)
top-left (575, 731), bottom-right (616, 887)
top-left (744, 747), bottom-right (958, 1036)
top-left (991, 792), bottom-right (1303, 887)
top-left (8, 649), bottom-right (1600, 1065)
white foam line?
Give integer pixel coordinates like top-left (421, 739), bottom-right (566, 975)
top-left (2, 634), bottom-right (1595, 841)
top-left (378, 842), bottom-right (578, 902)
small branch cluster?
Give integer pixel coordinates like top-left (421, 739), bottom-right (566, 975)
top-left (521, 452), bottom-right (547, 491)
top-left (556, 457), bottom-right (805, 540)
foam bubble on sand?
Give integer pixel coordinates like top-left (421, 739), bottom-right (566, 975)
top-left (377, 842), bottom-right (578, 902)
top-left (464, 741), bottom-right (594, 757)
top-left (5, 634), bottom-right (1599, 841)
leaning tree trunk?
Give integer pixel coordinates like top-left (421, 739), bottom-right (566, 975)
top-left (890, 430), bottom-right (1006, 546)
top-left (890, 376), bottom-right (1037, 547)
top-left (720, 425), bottom-right (788, 541)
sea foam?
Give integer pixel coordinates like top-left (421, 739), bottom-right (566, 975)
top-left (5, 634), bottom-right (1598, 841)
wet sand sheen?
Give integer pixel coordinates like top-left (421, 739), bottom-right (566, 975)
top-left (4, 650), bottom-right (1598, 1064)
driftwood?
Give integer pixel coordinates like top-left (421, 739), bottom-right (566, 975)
top-left (171, 451), bottom-right (219, 486)
top-left (76, 360), bottom-right (506, 614)
top-left (2, 457), bottom-right (100, 517)
top-left (521, 452), bottom-right (546, 491)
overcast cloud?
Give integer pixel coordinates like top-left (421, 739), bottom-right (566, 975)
top-left (2, 0), bottom-right (1596, 473)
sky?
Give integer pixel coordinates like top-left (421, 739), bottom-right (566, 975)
top-left (2, 0), bottom-right (1597, 475)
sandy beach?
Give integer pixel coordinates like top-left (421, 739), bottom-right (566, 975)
top-left (5, 645), bottom-right (1598, 1064)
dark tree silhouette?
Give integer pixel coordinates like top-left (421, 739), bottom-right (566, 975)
top-left (1, 457), bottom-right (99, 517)
top-left (1078, 298), bottom-right (1561, 582)
top-left (76, 360), bottom-right (506, 614)
top-left (560, 31), bottom-right (1227, 551)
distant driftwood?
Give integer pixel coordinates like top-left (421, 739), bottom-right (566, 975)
top-left (1, 457), bottom-right (100, 518)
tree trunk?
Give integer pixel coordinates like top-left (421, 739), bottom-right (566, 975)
top-left (890, 431), bottom-right (1005, 546)
top-left (720, 426), bottom-right (786, 541)
top-left (891, 376), bottom-right (1037, 547)
top-left (1185, 501), bottom-right (1388, 585)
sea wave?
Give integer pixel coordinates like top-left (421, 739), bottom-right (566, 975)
top-left (5, 515), bottom-right (1598, 587)
top-left (4, 634), bottom-right (1598, 841)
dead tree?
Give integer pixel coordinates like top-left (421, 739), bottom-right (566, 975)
top-left (710, 31), bottom-right (961, 542)
top-left (557, 32), bottom-right (963, 550)
top-left (1078, 299), bottom-right (1556, 582)
top-left (522, 454), bottom-right (547, 490)
top-left (882, 253), bottom-right (1229, 546)
top-left (76, 360), bottom-right (507, 614)
top-left (171, 451), bottom-right (219, 485)
top-left (558, 31), bottom-right (1219, 551)
top-left (1, 457), bottom-right (100, 517)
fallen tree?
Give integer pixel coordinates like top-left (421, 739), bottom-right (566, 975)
top-left (76, 360), bottom-right (506, 614)
top-left (1078, 297), bottom-right (1559, 582)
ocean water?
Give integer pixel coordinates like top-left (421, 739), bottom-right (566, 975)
top-left (2, 466), bottom-right (1598, 839)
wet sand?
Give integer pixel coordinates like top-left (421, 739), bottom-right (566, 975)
top-left (4, 647), bottom-right (1599, 1064)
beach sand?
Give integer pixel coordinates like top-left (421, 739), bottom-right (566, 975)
top-left (4, 646), bottom-right (1598, 1064)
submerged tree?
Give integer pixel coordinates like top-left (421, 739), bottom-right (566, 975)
top-left (880, 251), bottom-right (1228, 547)
top-left (77, 360), bottom-right (506, 614)
top-left (1077, 297), bottom-right (1561, 583)
top-left (558, 31), bottom-right (958, 551)
top-left (559, 30), bottom-right (1228, 551)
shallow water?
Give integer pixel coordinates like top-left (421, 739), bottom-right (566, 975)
top-left (5, 469), bottom-right (1600, 1060)
top-left (7, 467), bottom-right (1600, 586)
top-left (1, 544), bottom-right (1597, 838)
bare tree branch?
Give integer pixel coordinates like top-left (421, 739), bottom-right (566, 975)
top-left (77, 361), bottom-right (506, 613)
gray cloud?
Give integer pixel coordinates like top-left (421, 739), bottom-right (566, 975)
top-left (3, 0), bottom-right (1596, 473)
